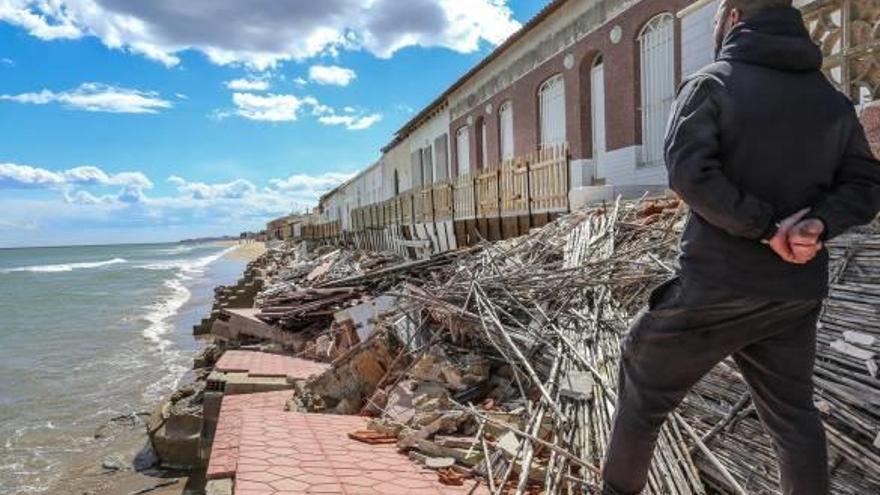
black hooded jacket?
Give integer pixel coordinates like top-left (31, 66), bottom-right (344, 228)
top-left (665, 6), bottom-right (880, 299)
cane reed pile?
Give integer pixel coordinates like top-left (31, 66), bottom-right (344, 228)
top-left (381, 197), bottom-right (880, 494)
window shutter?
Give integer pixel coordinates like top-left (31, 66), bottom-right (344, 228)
top-left (499, 102), bottom-right (514, 161)
top-left (539, 74), bottom-right (566, 148)
top-left (639, 13), bottom-right (675, 165)
top-left (456, 126), bottom-right (470, 176)
top-left (434, 134), bottom-right (449, 181)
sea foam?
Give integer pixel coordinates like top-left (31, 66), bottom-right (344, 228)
top-left (0, 258), bottom-right (127, 274)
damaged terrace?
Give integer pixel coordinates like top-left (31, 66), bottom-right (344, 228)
top-left (149, 197), bottom-right (880, 495)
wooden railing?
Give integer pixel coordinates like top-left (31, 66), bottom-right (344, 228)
top-left (314, 143), bottom-right (569, 239)
top-left (453, 173), bottom-right (476, 220)
top-left (476, 166), bottom-right (501, 219)
top-left (415, 185), bottom-right (434, 224)
top-left (433, 181), bottom-right (454, 221)
top-left (400, 191), bottom-right (415, 225)
top-left (301, 220), bottom-right (341, 239)
top-left (529, 143), bottom-right (569, 213)
top-left (501, 156), bottom-right (529, 217)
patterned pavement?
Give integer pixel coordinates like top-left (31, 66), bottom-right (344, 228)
top-left (207, 390), bottom-right (293, 480)
top-left (232, 411), bottom-right (487, 494)
top-left (215, 350), bottom-right (331, 379)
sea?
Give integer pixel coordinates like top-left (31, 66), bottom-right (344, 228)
top-left (0, 242), bottom-right (248, 494)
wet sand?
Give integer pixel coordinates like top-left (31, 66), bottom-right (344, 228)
top-left (46, 421), bottom-right (189, 495)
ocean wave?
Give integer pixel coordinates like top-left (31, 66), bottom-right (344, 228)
top-left (156, 244), bottom-right (200, 255)
top-left (137, 246), bottom-right (235, 273)
top-left (142, 277), bottom-right (192, 352)
top-left (140, 246), bottom-right (232, 358)
top-left (0, 258), bottom-right (127, 274)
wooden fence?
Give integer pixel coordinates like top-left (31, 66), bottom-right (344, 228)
top-left (318, 143), bottom-right (569, 242)
top-left (476, 166), bottom-right (501, 219)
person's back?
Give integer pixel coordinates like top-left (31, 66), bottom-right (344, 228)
top-left (667, 6), bottom-right (880, 299)
top-left (602, 2), bottom-right (880, 494)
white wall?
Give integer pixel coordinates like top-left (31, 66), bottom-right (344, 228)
top-left (408, 108), bottom-right (450, 185)
top-left (597, 146), bottom-right (668, 188)
top-left (680, 0), bottom-right (719, 78)
top-left (382, 138), bottom-right (412, 197)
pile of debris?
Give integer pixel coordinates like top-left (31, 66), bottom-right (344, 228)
top-left (290, 198), bottom-right (705, 494)
top-left (275, 197), bottom-right (879, 494)
top-left (206, 197), bottom-right (880, 494)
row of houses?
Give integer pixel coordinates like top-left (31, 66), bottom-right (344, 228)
top-left (268, 0), bottom-right (878, 255)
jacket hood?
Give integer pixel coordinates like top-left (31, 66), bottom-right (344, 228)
top-left (716, 7), bottom-right (822, 72)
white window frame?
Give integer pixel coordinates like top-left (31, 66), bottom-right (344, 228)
top-left (539, 74), bottom-right (566, 148)
top-left (639, 13), bottom-right (676, 166)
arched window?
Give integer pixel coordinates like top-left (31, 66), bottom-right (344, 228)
top-left (498, 101), bottom-right (514, 161)
top-left (639, 13), bottom-right (675, 165)
top-left (456, 125), bottom-right (471, 176)
top-left (591, 56), bottom-right (606, 162)
top-left (539, 74), bottom-right (566, 148)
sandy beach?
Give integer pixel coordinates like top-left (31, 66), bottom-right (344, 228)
top-left (217, 241), bottom-right (266, 262)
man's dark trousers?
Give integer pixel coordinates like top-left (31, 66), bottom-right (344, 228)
top-left (601, 276), bottom-right (828, 495)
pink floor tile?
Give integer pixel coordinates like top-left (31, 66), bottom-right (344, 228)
top-left (233, 411), bottom-right (488, 494)
top-left (215, 350), bottom-right (331, 379)
top-left (207, 390), bottom-right (292, 480)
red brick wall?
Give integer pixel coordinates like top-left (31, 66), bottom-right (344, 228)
top-left (449, 0), bottom-right (694, 174)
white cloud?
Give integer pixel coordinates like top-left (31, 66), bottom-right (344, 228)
top-left (0, 162), bottom-right (153, 189)
top-left (225, 78), bottom-right (270, 91)
top-left (0, 162), bottom-right (64, 187)
top-left (0, 57), bottom-right (13, 66)
top-left (0, 160), bottom-right (358, 245)
top-left (0, 82), bottom-right (172, 113)
top-left (231, 92), bottom-right (308, 122)
top-left (293, 77), bottom-right (308, 86)
top-left (318, 113), bottom-right (382, 130)
top-left (0, 0), bottom-right (521, 69)
top-left (225, 92), bottom-right (381, 129)
top-left (269, 172), bottom-right (354, 192)
top-left (169, 176), bottom-right (257, 200)
top-left (308, 65), bottom-right (356, 86)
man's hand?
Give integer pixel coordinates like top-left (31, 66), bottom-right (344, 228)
top-left (766, 208), bottom-right (812, 263)
top-left (788, 218), bottom-right (825, 263)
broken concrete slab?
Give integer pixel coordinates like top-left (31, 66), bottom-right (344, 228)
top-left (214, 350), bottom-right (330, 380)
top-left (212, 308), bottom-right (305, 348)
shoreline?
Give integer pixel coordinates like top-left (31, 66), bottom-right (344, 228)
top-left (41, 242), bottom-right (265, 495)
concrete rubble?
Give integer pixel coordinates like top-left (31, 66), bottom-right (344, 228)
top-left (151, 197), bottom-right (880, 494)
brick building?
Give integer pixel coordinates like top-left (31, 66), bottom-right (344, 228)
top-left (305, 0), bottom-right (879, 251)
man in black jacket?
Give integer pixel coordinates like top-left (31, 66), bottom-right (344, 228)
top-left (601, 0), bottom-right (880, 494)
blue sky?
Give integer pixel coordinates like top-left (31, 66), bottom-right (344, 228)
top-left (0, 0), bottom-right (548, 247)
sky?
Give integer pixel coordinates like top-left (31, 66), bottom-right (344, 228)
top-left (0, 0), bottom-right (549, 248)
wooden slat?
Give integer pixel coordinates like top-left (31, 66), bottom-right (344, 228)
top-left (528, 143), bottom-right (569, 214)
top-left (432, 181), bottom-right (454, 221)
top-left (476, 166), bottom-right (501, 218)
top-left (453, 173), bottom-right (476, 220)
top-left (501, 156), bottom-right (529, 217)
